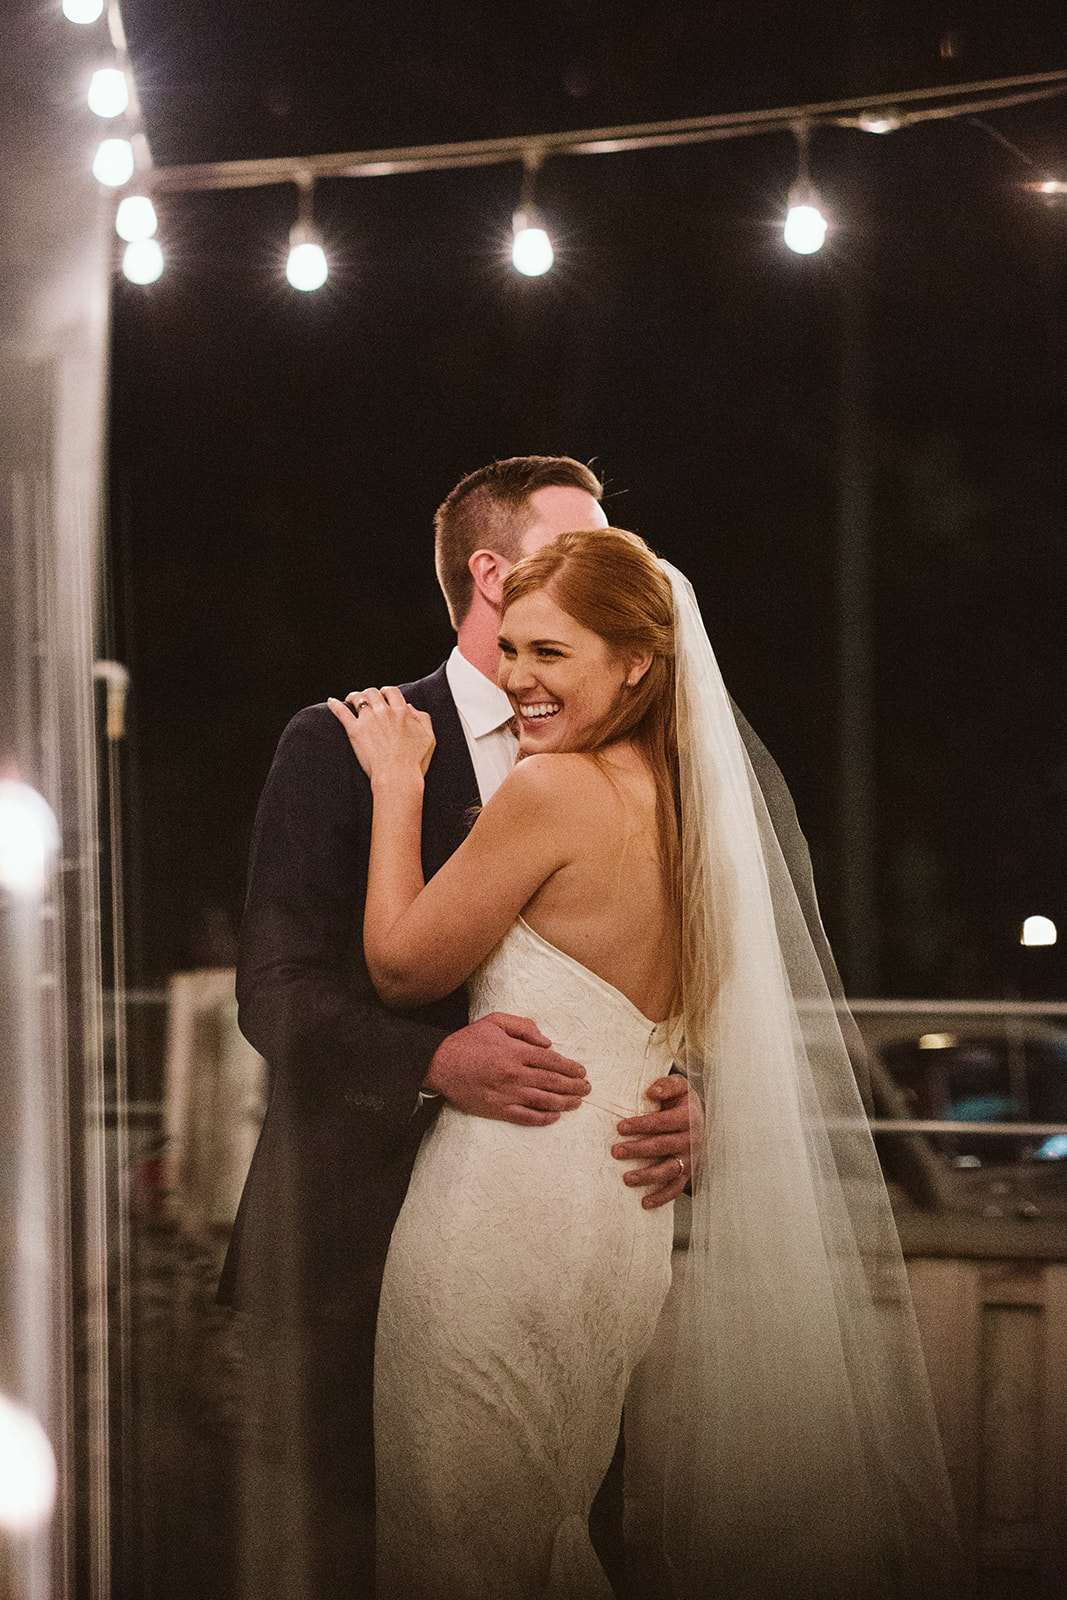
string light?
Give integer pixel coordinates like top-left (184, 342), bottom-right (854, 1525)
top-left (0, 781), bottom-right (59, 900)
top-left (511, 151), bottom-right (554, 276)
top-left (784, 123), bottom-right (827, 254)
top-left (286, 233), bottom-right (328, 290)
top-left (0, 1395), bottom-right (56, 1533)
top-left (93, 136), bottom-right (135, 187)
top-left (1021, 916), bottom-right (1057, 947)
top-left (285, 176), bottom-right (328, 290)
top-left (115, 194), bottom-right (157, 242)
top-left (87, 66), bottom-right (129, 118)
top-left (858, 110), bottom-right (902, 134)
top-left (63, 60), bottom-right (1067, 292)
top-left (122, 238), bottom-right (164, 284)
top-left (62, 0), bottom-right (105, 21)
top-left (784, 194), bottom-right (828, 253)
top-left (511, 208), bottom-right (554, 276)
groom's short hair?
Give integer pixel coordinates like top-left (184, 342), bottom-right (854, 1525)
top-left (434, 456), bottom-right (603, 628)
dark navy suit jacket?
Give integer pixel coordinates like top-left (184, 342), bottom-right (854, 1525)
top-left (218, 664), bottom-right (480, 1326)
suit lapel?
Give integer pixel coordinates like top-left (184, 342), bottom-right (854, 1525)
top-left (404, 663), bottom-right (480, 876)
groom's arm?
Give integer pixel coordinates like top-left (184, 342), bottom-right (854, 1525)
top-left (238, 706), bottom-right (589, 1129)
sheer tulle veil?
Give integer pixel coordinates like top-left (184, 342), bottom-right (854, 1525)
top-left (658, 561), bottom-right (961, 1598)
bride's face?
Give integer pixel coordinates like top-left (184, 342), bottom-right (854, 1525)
top-left (497, 588), bottom-right (631, 755)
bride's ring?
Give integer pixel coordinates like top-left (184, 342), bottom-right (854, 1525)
top-left (674, 1157), bottom-right (685, 1177)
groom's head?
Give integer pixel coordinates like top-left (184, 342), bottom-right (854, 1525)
top-left (434, 456), bottom-right (605, 629)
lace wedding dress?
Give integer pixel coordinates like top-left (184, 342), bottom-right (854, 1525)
top-left (374, 916), bottom-right (676, 1600)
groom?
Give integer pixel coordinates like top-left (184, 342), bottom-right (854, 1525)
top-left (220, 456), bottom-right (693, 1599)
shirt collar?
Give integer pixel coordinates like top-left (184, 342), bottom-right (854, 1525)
top-left (445, 645), bottom-right (514, 738)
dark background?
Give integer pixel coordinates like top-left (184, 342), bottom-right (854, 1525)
top-left (108, 0), bottom-right (1067, 1000)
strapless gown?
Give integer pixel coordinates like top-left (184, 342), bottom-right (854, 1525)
top-left (374, 917), bottom-right (676, 1600)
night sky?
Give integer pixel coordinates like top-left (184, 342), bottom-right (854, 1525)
top-left (108, 1), bottom-right (1067, 1001)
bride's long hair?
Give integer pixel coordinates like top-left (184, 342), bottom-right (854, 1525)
top-left (500, 527), bottom-right (681, 916)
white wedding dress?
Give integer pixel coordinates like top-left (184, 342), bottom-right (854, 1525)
top-left (374, 916), bottom-right (676, 1600)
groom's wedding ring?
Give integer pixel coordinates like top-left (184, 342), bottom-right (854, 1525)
top-left (354, 698), bottom-right (370, 712)
top-left (674, 1157), bottom-right (685, 1177)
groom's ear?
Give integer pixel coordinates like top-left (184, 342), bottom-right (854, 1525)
top-left (469, 548), bottom-right (509, 608)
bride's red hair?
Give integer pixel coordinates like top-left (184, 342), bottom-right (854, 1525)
top-left (501, 527), bottom-right (681, 924)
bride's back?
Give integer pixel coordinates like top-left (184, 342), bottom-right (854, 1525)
top-left (517, 744), bottom-right (678, 1023)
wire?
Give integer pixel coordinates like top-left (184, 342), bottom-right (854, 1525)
top-left (145, 67), bottom-right (1067, 194)
top-left (968, 115), bottom-right (1043, 170)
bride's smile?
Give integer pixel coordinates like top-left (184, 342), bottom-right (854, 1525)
top-left (497, 588), bottom-right (636, 755)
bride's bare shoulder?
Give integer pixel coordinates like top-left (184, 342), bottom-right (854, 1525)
top-left (490, 752), bottom-right (614, 813)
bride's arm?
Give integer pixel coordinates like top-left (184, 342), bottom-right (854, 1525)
top-left (329, 690), bottom-right (574, 1007)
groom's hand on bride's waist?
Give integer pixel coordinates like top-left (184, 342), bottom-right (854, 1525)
top-left (423, 1013), bottom-right (591, 1127)
top-left (612, 1076), bottom-right (701, 1208)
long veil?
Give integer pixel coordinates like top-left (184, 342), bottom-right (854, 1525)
top-left (659, 562), bottom-right (960, 1598)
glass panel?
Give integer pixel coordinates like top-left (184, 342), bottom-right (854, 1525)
top-left (855, 1003), bottom-right (1067, 1246)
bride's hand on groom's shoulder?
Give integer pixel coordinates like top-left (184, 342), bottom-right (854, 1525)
top-left (327, 686), bottom-right (436, 779)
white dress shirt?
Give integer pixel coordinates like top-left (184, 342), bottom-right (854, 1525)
top-left (444, 645), bottom-right (518, 803)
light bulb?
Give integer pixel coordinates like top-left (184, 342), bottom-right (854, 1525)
top-left (858, 111), bottom-right (901, 134)
top-left (0, 781), bottom-right (59, 900)
top-left (511, 209), bottom-right (553, 276)
top-left (783, 187), bottom-right (827, 254)
top-left (116, 194), bottom-right (157, 242)
top-left (1021, 916), bottom-right (1057, 947)
top-left (62, 0), bottom-right (105, 21)
top-left (92, 137), bottom-right (135, 188)
top-left (0, 1395), bottom-right (56, 1533)
top-left (122, 238), bottom-right (164, 284)
top-left (88, 67), bottom-right (129, 118)
top-left (286, 236), bottom-right (328, 291)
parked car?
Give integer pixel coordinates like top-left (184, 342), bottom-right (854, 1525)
top-left (852, 1006), bottom-right (1067, 1220)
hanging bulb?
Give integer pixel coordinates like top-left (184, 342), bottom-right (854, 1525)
top-left (286, 223), bottom-right (328, 291)
top-left (92, 137), bottom-right (135, 187)
top-left (0, 1394), bottom-right (56, 1533)
top-left (784, 183), bottom-right (827, 254)
top-left (511, 207), bottom-right (553, 276)
top-left (0, 782), bottom-right (59, 900)
top-left (88, 67), bottom-right (129, 118)
top-left (62, 0), bottom-right (105, 21)
top-left (122, 238), bottom-right (164, 284)
top-left (783, 122), bottom-right (827, 255)
top-left (1021, 916), bottom-right (1057, 947)
top-left (115, 194), bottom-right (157, 242)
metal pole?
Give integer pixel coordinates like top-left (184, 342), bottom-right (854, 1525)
top-left (836, 258), bottom-right (878, 994)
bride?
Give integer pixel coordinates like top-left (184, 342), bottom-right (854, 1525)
top-left (330, 527), bottom-right (959, 1600)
